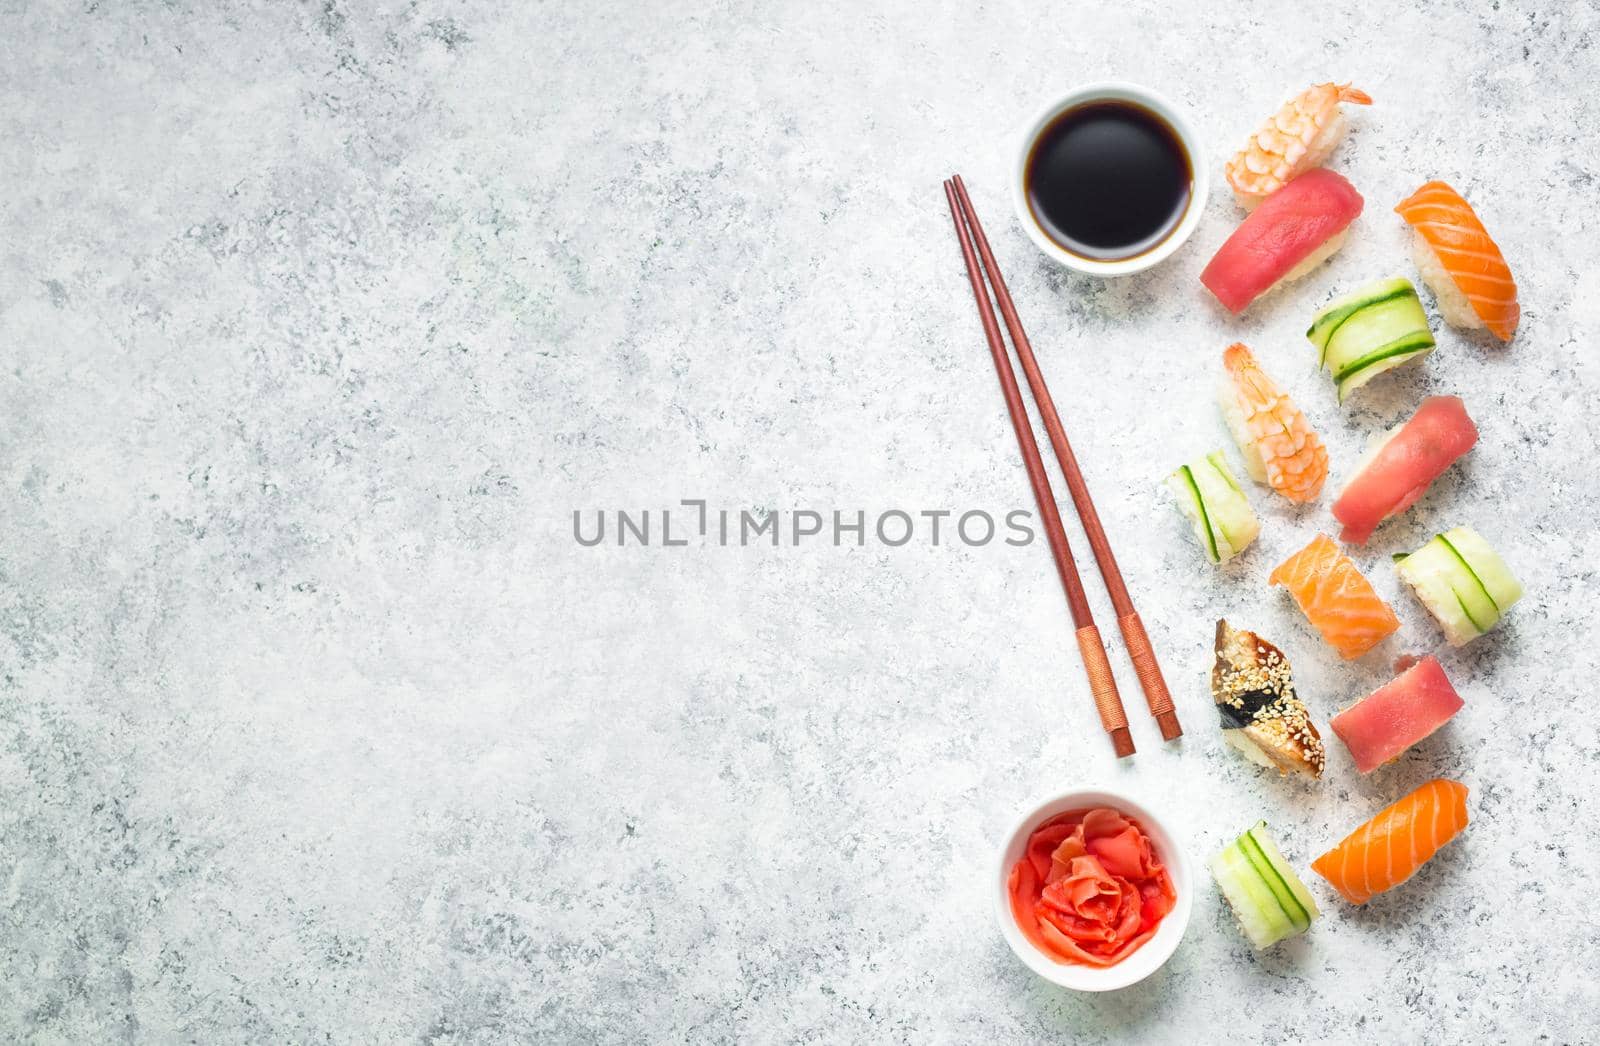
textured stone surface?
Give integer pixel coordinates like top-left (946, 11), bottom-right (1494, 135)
top-left (3, 1), bottom-right (1597, 1041)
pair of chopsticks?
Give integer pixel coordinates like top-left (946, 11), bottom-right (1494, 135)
top-left (943, 174), bottom-right (1180, 757)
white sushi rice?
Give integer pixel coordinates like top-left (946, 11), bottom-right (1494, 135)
top-left (1223, 730), bottom-right (1279, 770)
top-left (1217, 381), bottom-right (1267, 484)
top-left (1338, 423), bottom-right (1404, 500)
top-left (1411, 228), bottom-right (1486, 332)
top-left (1274, 228), bottom-right (1349, 290)
top-left (1395, 555), bottom-right (1481, 647)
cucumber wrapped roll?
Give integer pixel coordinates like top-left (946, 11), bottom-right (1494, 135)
top-left (1307, 277), bottom-right (1435, 403)
top-left (1211, 822), bottom-right (1319, 949)
top-left (1165, 451), bottom-right (1259, 565)
top-left (1394, 526), bottom-right (1522, 646)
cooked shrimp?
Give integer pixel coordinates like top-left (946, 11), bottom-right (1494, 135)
top-left (1226, 83), bottom-right (1372, 208)
top-left (1219, 344), bottom-right (1328, 503)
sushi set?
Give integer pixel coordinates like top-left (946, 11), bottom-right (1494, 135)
top-left (947, 79), bottom-right (1526, 987)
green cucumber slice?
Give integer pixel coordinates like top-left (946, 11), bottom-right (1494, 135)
top-left (1442, 526), bottom-right (1523, 613)
top-left (1395, 536), bottom-right (1495, 645)
top-left (1210, 844), bottom-right (1293, 949)
top-left (1324, 293), bottom-right (1430, 370)
top-left (1245, 823), bottom-right (1319, 928)
top-left (1185, 466), bottom-right (1218, 562)
top-left (1307, 278), bottom-right (1434, 401)
top-left (1207, 450), bottom-right (1244, 496)
top-left (1166, 465), bottom-right (1218, 563)
top-left (1239, 830), bottom-right (1308, 932)
top-left (1331, 332), bottom-right (1436, 384)
top-left (1210, 822), bottom-right (1318, 950)
top-left (1333, 333), bottom-right (1436, 403)
top-left (1307, 277), bottom-right (1415, 362)
top-left (1165, 451), bottom-right (1258, 565)
top-left (1438, 533), bottom-right (1501, 616)
top-left (1199, 452), bottom-right (1258, 552)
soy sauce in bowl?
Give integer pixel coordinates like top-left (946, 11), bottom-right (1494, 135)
top-left (1023, 101), bottom-right (1193, 262)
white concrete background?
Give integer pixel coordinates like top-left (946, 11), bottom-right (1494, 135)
top-left (2, 1), bottom-right (1597, 1042)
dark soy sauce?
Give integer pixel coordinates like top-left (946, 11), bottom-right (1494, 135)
top-left (1024, 101), bottom-right (1192, 261)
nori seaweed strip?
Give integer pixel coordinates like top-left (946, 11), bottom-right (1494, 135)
top-left (1215, 688), bottom-right (1281, 729)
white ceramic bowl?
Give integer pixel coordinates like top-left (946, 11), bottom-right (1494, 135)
top-left (994, 786), bottom-right (1194, 991)
top-left (1011, 82), bottom-right (1209, 277)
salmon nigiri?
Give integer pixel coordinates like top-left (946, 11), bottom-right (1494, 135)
top-left (1312, 778), bottom-right (1469, 904)
top-left (1395, 181), bottom-right (1519, 342)
top-left (1219, 344), bottom-right (1328, 503)
top-left (1269, 534), bottom-right (1398, 659)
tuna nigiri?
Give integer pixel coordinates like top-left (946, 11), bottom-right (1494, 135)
top-left (1332, 396), bottom-right (1478, 544)
top-left (1395, 181), bottom-right (1520, 342)
top-left (1312, 778), bottom-right (1469, 904)
top-left (1269, 534), bottom-right (1399, 659)
top-left (1201, 168), bottom-right (1364, 314)
top-left (1226, 82), bottom-right (1372, 209)
top-left (1330, 656), bottom-right (1464, 773)
top-left (1219, 344), bottom-right (1328, 503)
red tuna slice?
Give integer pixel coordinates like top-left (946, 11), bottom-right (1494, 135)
top-left (1332, 396), bottom-right (1478, 544)
top-left (1330, 656), bottom-right (1464, 773)
top-left (1200, 168), bottom-right (1364, 314)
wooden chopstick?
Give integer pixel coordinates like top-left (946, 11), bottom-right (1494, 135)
top-left (950, 176), bottom-right (1182, 742)
top-left (943, 178), bottom-right (1135, 759)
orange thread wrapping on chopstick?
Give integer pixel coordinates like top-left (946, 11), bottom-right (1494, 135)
top-left (1118, 612), bottom-right (1181, 741)
top-left (1075, 625), bottom-right (1132, 756)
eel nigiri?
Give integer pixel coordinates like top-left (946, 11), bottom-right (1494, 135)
top-left (1201, 168), bottom-right (1364, 315)
top-left (1226, 82), bottom-right (1372, 209)
top-left (1269, 534), bottom-right (1399, 660)
top-left (1219, 344), bottom-right (1328, 503)
top-left (1330, 656), bottom-right (1464, 773)
top-left (1332, 395), bottom-right (1478, 544)
top-left (1212, 620), bottom-right (1324, 778)
top-left (1395, 181), bottom-right (1520, 342)
top-left (1312, 778), bottom-right (1469, 904)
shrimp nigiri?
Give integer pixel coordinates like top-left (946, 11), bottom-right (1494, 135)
top-left (1226, 82), bottom-right (1372, 209)
top-left (1218, 344), bottom-right (1328, 503)
top-left (1395, 180), bottom-right (1520, 342)
top-left (1312, 779), bottom-right (1469, 904)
